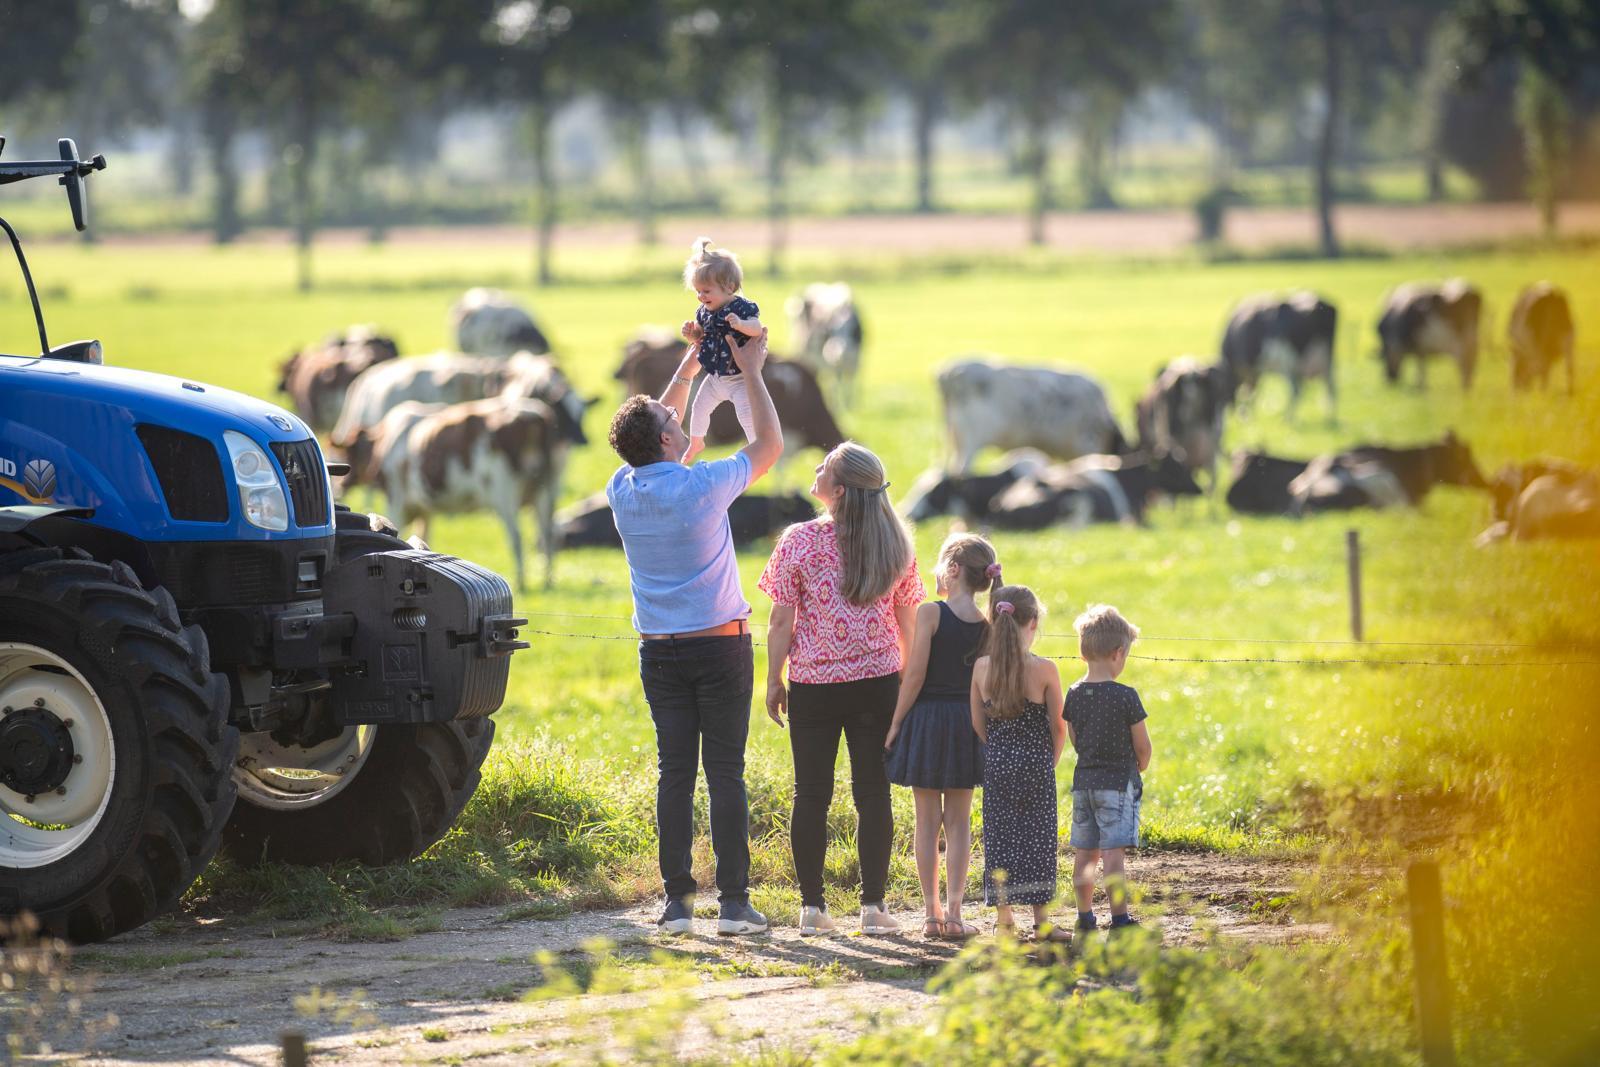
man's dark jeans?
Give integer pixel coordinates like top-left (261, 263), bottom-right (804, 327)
top-left (639, 634), bottom-right (754, 904)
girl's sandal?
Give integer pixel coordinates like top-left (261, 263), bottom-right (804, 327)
top-left (1036, 923), bottom-right (1073, 944)
top-left (994, 922), bottom-right (1018, 939)
top-left (921, 917), bottom-right (945, 940)
top-left (941, 919), bottom-right (980, 941)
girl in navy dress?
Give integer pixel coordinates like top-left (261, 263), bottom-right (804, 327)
top-left (885, 534), bottom-right (1001, 939)
top-left (971, 585), bottom-right (1069, 941)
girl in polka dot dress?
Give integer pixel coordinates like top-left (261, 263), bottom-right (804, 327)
top-left (970, 585), bottom-right (1069, 941)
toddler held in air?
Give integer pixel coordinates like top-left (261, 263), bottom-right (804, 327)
top-left (681, 237), bottom-right (764, 463)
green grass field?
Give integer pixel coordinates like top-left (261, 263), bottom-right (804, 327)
top-left (8, 238), bottom-right (1598, 854)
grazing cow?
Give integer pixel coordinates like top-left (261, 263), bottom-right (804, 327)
top-left (1508, 282), bottom-right (1575, 393)
top-left (369, 396), bottom-right (581, 589)
top-left (278, 325), bottom-right (400, 434)
top-left (936, 358), bottom-right (1127, 474)
top-left (1288, 432), bottom-right (1487, 514)
top-left (332, 352), bottom-right (590, 455)
top-left (558, 491), bottom-right (816, 550)
top-left (986, 453), bottom-right (1203, 531)
top-left (1220, 291), bottom-right (1337, 420)
top-left (786, 282), bottom-right (864, 406)
top-left (1135, 357), bottom-right (1231, 493)
top-left (1376, 279), bottom-right (1482, 390)
top-left (1225, 450), bottom-right (1310, 515)
top-left (898, 450), bottom-right (1051, 523)
top-left (612, 329), bottom-right (845, 459)
top-left (449, 287), bottom-right (551, 357)
top-left (1477, 460), bottom-right (1600, 543)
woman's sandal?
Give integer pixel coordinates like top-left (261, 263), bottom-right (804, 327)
top-left (921, 917), bottom-right (945, 939)
top-left (1036, 923), bottom-right (1073, 944)
top-left (941, 919), bottom-right (980, 941)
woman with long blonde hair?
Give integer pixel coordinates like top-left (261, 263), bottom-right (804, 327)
top-left (759, 442), bottom-right (924, 936)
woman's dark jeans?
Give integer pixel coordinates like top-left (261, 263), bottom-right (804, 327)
top-left (787, 672), bottom-right (899, 908)
top-left (639, 634), bottom-right (754, 904)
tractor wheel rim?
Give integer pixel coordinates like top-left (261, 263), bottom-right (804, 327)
top-left (233, 725), bottom-right (376, 811)
top-left (0, 643), bottom-right (116, 869)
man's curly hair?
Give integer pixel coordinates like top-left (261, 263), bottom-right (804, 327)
top-left (609, 394), bottom-right (666, 467)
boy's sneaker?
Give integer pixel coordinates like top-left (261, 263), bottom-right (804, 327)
top-left (860, 903), bottom-right (901, 936)
top-left (657, 896), bottom-right (695, 935)
top-left (1074, 915), bottom-right (1099, 935)
top-left (717, 901), bottom-right (769, 936)
top-left (1108, 914), bottom-right (1141, 935)
top-left (798, 905), bottom-right (837, 936)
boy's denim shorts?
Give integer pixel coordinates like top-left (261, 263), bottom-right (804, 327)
top-left (1070, 784), bottom-right (1141, 850)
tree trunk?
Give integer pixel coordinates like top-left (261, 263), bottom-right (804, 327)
top-left (529, 99), bottom-right (557, 286)
top-left (1077, 89), bottom-right (1121, 211)
top-left (203, 96), bottom-right (242, 245)
top-left (912, 84), bottom-right (938, 213)
top-left (617, 102), bottom-right (656, 247)
top-left (765, 85), bottom-right (789, 278)
top-left (1516, 60), bottom-right (1567, 240)
top-left (290, 88), bottom-right (318, 292)
top-left (1022, 99), bottom-right (1050, 247)
top-left (1424, 153), bottom-right (1444, 202)
top-left (1314, 0), bottom-right (1342, 259)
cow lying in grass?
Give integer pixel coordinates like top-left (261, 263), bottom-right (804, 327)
top-left (557, 491), bottom-right (816, 550)
top-left (1476, 459), bottom-right (1600, 544)
top-left (1226, 433), bottom-right (1486, 516)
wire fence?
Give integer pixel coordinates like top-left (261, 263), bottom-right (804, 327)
top-left (515, 616), bottom-right (1600, 670)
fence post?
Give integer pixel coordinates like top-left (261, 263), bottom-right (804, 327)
top-left (1406, 861), bottom-right (1456, 1067)
top-left (1346, 529), bottom-right (1363, 642)
top-left (281, 1031), bottom-right (308, 1067)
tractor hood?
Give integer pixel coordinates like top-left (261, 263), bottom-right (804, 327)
top-left (0, 354), bottom-right (333, 542)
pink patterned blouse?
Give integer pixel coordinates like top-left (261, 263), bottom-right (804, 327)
top-left (758, 519), bottom-right (925, 685)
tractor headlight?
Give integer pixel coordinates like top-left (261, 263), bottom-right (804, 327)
top-left (223, 431), bottom-right (289, 532)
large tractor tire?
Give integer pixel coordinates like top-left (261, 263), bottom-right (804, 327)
top-left (222, 513), bottom-right (495, 866)
top-left (0, 548), bottom-right (236, 942)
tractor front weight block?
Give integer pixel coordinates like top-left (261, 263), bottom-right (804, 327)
top-left (322, 549), bottom-right (528, 725)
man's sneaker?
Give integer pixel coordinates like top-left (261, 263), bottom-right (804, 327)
top-left (860, 903), bottom-right (901, 935)
top-left (717, 901), bottom-right (769, 936)
top-left (798, 905), bottom-right (837, 936)
top-left (657, 896), bottom-right (695, 935)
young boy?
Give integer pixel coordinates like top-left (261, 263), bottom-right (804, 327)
top-left (681, 237), bottom-right (764, 463)
top-left (1065, 604), bottom-right (1152, 935)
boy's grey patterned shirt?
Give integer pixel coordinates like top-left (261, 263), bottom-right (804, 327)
top-left (1065, 680), bottom-right (1147, 793)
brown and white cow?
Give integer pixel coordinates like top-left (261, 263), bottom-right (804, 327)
top-left (1477, 460), bottom-right (1600, 544)
top-left (936, 358), bottom-right (1127, 474)
top-left (786, 282), bottom-right (864, 407)
top-left (613, 329), bottom-right (845, 460)
top-left (1508, 282), bottom-right (1575, 393)
top-left (1220, 291), bottom-right (1337, 420)
top-left (448, 287), bottom-right (550, 357)
top-left (1377, 278), bottom-right (1482, 390)
top-left (332, 351), bottom-right (589, 455)
top-left (278, 325), bottom-right (400, 434)
top-left (366, 396), bottom-right (581, 589)
top-left (1135, 356), bottom-right (1231, 494)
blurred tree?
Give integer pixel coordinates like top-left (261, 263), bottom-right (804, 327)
top-left (190, 0), bottom-right (403, 290)
top-left (0, 3), bottom-right (83, 115)
top-left (956, 0), bottom-right (1175, 244)
top-left (690, 0), bottom-right (885, 275)
top-left (583, 0), bottom-right (669, 247)
top-left (875, 0), bottom-right (986, 214)
top-left (1453, 0), bottom-right (1600, 235)
top-left (186, 9), bottom-right (248, 244)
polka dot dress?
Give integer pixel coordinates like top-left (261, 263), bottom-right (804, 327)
top-left (982, 699), bottom-right (1057, 906)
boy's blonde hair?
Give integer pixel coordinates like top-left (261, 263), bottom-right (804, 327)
top-left (683, 237), bottom-right (743, 293)
top-left (1074, 604), bottom-right (1140, 660)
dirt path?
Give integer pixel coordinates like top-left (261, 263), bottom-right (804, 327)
top-left (21, 853), bottom-right (1330, 1065)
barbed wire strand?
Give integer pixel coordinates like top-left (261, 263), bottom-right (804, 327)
top-left (515, 610), bottom-right (1580, 652)
top-left (517, 627), bottom-right (1600, 669)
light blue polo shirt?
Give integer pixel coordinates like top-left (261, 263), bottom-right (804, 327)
top-left (607, 453), bottom-right (753, 634)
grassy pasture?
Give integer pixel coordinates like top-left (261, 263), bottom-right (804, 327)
top-left (9, 239), bottom-right (1598, 855)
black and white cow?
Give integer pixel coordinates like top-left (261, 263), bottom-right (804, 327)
top-left (1508, 282), bottom-right (1575, 393)
top-left (986, 453), bottom-right (1203, 531)
top-left (448, 287), bottom-right (551, 357)
top-left (557, 491), bottom-right (816, 550)
top-left (1135, 356), bottom-right (1231, 494)
top-left (787, 282), bottom-right (864, 407)
top-left (1376, 279), bottom-right (1482, 390)
top-left (1288, 432), bottom-right (1487, 514)
top-left (1225, 450), bottom-right (1310, 515)
top-left (1220, 291), bottom-right (1337, 420)
top-left (936, 358), bottom-right (1127, 474)
top-left (898, 450), bottom-right (1051, 524)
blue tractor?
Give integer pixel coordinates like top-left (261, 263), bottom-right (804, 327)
top-left (0, 140), bottom-right (528, 942)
